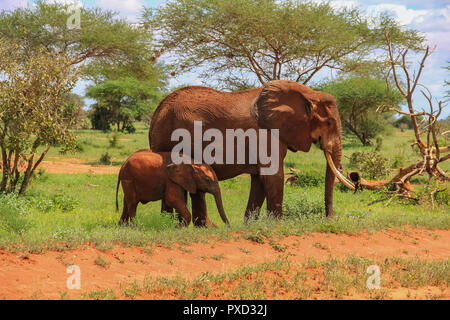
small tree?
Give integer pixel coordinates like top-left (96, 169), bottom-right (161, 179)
top-left (86, 77), bottom-right (162, 132)
top-left (319, 76), bottom-right (404, 145)
top-left (0, 40), bottom-right (79, 194)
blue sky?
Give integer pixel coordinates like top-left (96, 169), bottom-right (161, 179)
top-left (1, 0), bottom-right (449, 117)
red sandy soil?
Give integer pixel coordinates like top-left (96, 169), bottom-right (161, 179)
top-left (38, 161), bottom-right (120, 174)
top-left (0, 227), bottom-right (448, 300)
top-left (5, 157), bottom-right (120, 175)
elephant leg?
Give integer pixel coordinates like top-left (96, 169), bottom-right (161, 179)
top-left (161, 201), bottom-right (174, 214)
top-left (191, 192), bottom-right (217, 227)
top-left (127, 202), bottom-right (138, 222)
top-left (120, 180), bottom-right (138, 223)
top-left (173, 205), bottom-right (191, 227)
top-left (165, 185), bottom-right (191, 227)
top-left (260, 168), bottom-right (284, 219)
top-left (244, 174), bottom-right (266, 223)
top-left (119, 199), bottom-right (129, 225)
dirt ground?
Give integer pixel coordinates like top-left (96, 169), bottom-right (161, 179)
top-left (0, 227), bottom-right (448, 300)
top-left (39, 160), bottom-right (120, 174)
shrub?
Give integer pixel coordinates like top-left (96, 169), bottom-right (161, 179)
top-left (51, 194), bottom-right (78, 212)
top-left (287, 170), bottom-right (322, 188)
top-left (348, 150), bottom-right (390, 179)
top-left (123, 123), bottom-right (136, 134)
top-left (99, 152), bottom-right (112, 165)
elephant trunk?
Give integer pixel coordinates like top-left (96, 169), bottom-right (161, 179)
top-left (212, 187), bottom-right (230, 226)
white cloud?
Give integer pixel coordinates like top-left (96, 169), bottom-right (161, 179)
top-left (328, 0), bottom-right (360, 10)
top-left (95, 0), bottom-right (145, 21)
top-left (367, 3), bottom-right (430, 25)
top-left (0, 0), bottom-right (29, 10)
top-left (96, 0), bottom-right (144, 14)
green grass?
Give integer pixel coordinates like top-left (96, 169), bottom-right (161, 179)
top-left (0, 125), bottom-right (448, 252)
top-left (38, 122), bottom-right (150, 164)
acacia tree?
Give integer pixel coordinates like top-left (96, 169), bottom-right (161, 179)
top-left (0, 41), bottom-right (80, 194)
top-left (319, 76), bottom-right (404, 145)
top-left (84, 47), bottom-right (167, 132)
top-left (0, 1), bottom-right (154, 71)
top-left (144, 0), bottom-right (422, 88)
top-left (86, 77), bottom-right (163, 132)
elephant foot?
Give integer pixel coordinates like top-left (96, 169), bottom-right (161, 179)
top-left (193, 217), bottom-right (217, 228)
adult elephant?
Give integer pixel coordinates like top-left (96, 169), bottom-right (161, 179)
top-left (149, 80), bottom-right (356, 226)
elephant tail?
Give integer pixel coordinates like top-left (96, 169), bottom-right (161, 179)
top-left (115, 175), bottom-right (121, 212)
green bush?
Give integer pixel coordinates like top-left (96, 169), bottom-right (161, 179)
top-left (348, 150), bottom-right (390, 179)
top-left (288, 170), bottom-right (322, 188)
top-left (123, 123), bottom-right (136, 134)
top-left (51, 194), bottom-right (78, 212)
top-left (99, 152), bottom-right (112, 165)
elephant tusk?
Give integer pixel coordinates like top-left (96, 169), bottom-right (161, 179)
top-left (325, 152), bottom-right (356, 191)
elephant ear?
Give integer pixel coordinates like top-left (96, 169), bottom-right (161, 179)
top-left (251, 80), bottom-right (321, 151)
top-left (167, 163), bottom-right (197, 194)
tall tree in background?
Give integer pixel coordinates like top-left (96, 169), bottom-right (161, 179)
top-left (319, 76), bottom-right (404, 145)
top-left (0, 0), bottom-right (167, 127)
top-left (84, 44), bottom-right (167, 132)
top-left (86, 77), bottom-right (163, 132)
top-left (144, 0), bottom-right (423, 89)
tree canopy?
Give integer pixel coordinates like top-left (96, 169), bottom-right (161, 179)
top-left (0, 0), bottom-right (155, 69)
top-left (143, 0), bottom-right (424, 89)
top-left (86, 77), bottom-right (163, 132)
top-left (0, 40), bottom-right (80, 194)
top-left (319, 76), bottom-right (404, 145)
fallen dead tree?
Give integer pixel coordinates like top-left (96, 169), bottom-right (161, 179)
top-left (346, 32), bottom-right (449, 206)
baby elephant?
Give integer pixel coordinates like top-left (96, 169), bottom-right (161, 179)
top-left (115, 149), bottom-right (229, 227)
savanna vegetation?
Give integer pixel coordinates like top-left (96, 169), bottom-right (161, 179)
top-left (0, 122), bottom-right (448, 253)
top-left (0, 0), bottom-right (448, 300)
top-left (0, 0), bottom-right (447, 248)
